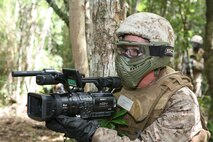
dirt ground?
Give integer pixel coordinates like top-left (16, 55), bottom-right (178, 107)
top-left (0, 104), bottom-right (65, 142)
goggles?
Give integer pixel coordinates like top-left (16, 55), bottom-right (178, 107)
top-left (191, 42), bottom-right (202, 49)
top-left (116, 45), bottom-right (146, 58)
top-left (113, 40), bottom-right (174, 58)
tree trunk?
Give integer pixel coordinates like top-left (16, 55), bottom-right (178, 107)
top-left (204, 0), bottom-right (213, 120)
top-left (68, 0), bottom-right (89, 77)
top-left (68, 0), bottom-right (127, 91)
top-left (86, 0), bottom-right (127, 77)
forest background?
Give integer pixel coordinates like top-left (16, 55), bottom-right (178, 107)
top-left (0, 0), bottom-right (213, 141)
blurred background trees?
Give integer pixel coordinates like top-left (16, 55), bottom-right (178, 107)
top-left (0, 0), bottom-right (213, 139)
top-left (0, 0), bottom-right (71, 106)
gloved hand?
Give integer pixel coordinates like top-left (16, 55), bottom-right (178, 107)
top-left (189, 58), bottom-right (195, 67)
top-left (46, 115), bottom-right (99, 142)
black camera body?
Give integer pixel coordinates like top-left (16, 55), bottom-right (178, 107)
top-left (12, 68), bottom-right (121, 121)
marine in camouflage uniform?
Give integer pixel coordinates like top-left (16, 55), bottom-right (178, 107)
top-left (45, 12), bottom-right (210, 142)
top-left (188, 35), bottom-right (205, 97)
top-left (92, 13), bottom-right (209, 142)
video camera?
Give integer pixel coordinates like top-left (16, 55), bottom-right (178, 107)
top-left (12, 68), bottom-right (121, 121)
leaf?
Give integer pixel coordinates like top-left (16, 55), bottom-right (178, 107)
top-left (112, 109), bottom-right (127, 119)
top-left (111, 119), bottom-right (128, 126)
top-left (98, 119), bottom-right (109, 127)
top-left (108, 123), bottom-right (116, 130)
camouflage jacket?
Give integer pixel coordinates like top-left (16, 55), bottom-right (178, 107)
top-left (92, 86), bottom-right (208, 142)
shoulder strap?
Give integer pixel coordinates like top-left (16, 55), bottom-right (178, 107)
top-left (144, 72), bottom-right (192, 129)
top-left (143, 71), bottom-right (193, 129)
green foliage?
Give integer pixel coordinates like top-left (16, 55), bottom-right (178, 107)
top-left (137, 0), bottom-right (148, 12)
top-left (198, 95), bottom-right (213, 141)
top-left (198, 96), bottom-right (211, 111)
top-left (207, 121), bottom-right (213, 142)
top-left (0, 0), bottom-right (70, 106)
top-left (98, 109), bottom-right (128, 136)
top-left (36, 50), bottom-right (63, 70)
top-left (198, 95), bottom-right (211, 123)
top-left (50, 25), bottom-right (73, 68)
top-left (136, 0), bottom-right (206, 69)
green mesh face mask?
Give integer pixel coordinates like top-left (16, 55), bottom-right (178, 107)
top-left (114, 41), bottom-right (174, 89)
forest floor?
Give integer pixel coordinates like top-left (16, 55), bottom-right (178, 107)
top-left (0, 103), bottom-right (65, 142)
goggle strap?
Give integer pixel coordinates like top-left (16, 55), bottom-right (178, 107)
top-left (149, 45), bottom-right (174, 57)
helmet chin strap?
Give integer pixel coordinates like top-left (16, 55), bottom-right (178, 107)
top-left (137, 68), bottom-right (161, 88)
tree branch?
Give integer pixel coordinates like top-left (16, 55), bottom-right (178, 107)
top-left (46, 0), bottom-right (69, 27)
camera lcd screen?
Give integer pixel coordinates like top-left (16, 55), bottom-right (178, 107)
top-left (62, 69), bottom-right (83, 88)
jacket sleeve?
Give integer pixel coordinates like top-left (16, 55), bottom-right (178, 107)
top-left (92, 127), bottom-right (141, 142)
top-left (92, 87), bottom-right (204, 142)
top-left (192, 58), bottom-right (204, 71)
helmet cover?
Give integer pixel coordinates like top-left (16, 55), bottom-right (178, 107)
top-left (191, 35), bottom-right (203, 45)
top-left (116, 12), bottom-right (175, 46)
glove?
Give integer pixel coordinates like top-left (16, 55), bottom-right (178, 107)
top-left (46, 115), bottom-right (99, 142)
top-left (189, 58), bottom-right (195, 67)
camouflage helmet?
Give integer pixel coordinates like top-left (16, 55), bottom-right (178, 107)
top-left (115, 12), bottom-right (175, 89)
top-left (116, 12), bottom-right (175, 46)
top-left (191, 35), bottom-right (203, 44)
